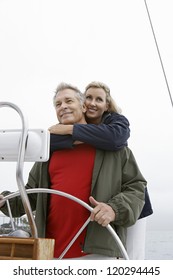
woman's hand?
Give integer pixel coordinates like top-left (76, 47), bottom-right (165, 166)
top-left (48, 124), bottom-right (73, 135)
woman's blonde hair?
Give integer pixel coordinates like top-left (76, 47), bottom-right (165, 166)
top-left (84, 81), bottom-right (122, 114)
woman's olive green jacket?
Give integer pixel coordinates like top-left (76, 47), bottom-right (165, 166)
top-left (1, 147), bottom-right (146, 258)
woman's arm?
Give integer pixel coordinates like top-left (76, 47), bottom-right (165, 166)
top-left (107, 148), bottom-right (146, 227)
top-left (73, 113), bottom-right (130, 150)
top-left (49, 113), bottom-right (130, 151)
top-left (50, 134), bottom-right (74, 152)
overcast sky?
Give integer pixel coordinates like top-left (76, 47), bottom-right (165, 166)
top-left (0, 0), bottom-right (173, 231)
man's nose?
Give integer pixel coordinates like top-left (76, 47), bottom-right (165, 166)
top-left (60, 102), bottom-right (68, 109)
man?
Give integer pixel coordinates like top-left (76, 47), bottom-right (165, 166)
top-left (0, 82), bottom-right (146, 259)
top-left (48, 81), bottom-right (153, 260)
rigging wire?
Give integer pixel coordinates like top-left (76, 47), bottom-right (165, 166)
top-left (144, 0), bottom-right (173, 108)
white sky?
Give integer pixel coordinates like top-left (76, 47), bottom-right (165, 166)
top-left (0, 0), bottom-right (173, 231)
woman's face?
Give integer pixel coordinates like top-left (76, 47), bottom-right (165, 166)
top-left (85, 87), bottom-right (109, 124)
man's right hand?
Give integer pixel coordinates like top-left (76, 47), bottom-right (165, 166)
top-left (0, 194), bottom-right (5, 208)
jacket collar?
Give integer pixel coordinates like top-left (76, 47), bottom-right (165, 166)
top-left (101, 112), bottom-right (111, 123)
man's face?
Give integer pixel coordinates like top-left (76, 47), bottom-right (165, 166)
top-left (54, 89), bottom-right (86, 124)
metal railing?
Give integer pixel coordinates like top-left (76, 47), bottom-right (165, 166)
top-left (0, 102), bottom-right (38, 238)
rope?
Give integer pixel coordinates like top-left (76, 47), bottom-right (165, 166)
top-left (144, 0), bottom-right (173, 108)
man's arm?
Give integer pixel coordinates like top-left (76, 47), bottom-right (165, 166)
top-left (0, 190), bottom-right (26, 217)
top-left (0, 162), bottom-right (41, 217)
top-left (107, 149), bottom-right (146, 227)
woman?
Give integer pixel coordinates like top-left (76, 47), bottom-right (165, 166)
top-left (49, 81), bottom-right (153, 260)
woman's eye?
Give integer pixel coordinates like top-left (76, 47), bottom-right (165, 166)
top-left (86, 96), bottom-right (92, 100)
top-left (97, 98), bottom-right (103, 102)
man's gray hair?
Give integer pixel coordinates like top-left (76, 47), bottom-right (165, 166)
top-left (53, 82), bottom-right (84, 106)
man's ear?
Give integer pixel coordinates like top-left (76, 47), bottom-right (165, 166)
top-left (82, 104), bottom-right (87, 113)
